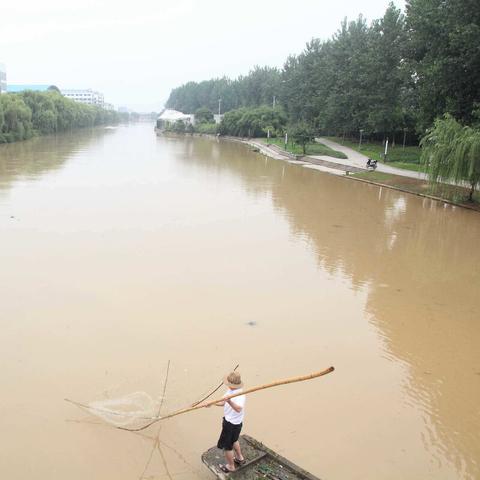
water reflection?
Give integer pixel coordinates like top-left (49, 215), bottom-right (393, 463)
top-left (169, 135), bottom-right (480, 479)
top-left (0, 128), bottom-right (110, 196)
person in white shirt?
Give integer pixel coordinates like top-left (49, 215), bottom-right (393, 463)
top-left (213, 371), bottom-right (246, 473)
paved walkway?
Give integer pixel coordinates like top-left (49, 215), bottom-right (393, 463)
top-left (315, 137), bottom-right (428, 180)
top-left (245, 139), bottom-right (374, 175)
top-left (246, 140), bottom-right (357, 175)
top-left (232, 137), bottom-right (428, 180)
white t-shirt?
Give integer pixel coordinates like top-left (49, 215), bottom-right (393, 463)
top-left (223, 388), bottom-right (245, 425)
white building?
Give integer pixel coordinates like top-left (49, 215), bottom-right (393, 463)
top-left (156, 109), bottom-right (195, 128)
top-left (61, 89), bottom-right (104, 107)
top-left (0, 63), bottom-right (6, 94)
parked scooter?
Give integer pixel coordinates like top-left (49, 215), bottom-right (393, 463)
top-left (366, 158), bottom-right (378, 170)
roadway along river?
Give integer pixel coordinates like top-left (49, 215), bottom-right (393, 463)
top-left (1, 123), bottom-right (479, 480)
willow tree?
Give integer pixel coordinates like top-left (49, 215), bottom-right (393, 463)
top-left (421, 114), bottom-right (480, 201)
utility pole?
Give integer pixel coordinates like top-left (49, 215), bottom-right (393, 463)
top-left (218, 98), bottom-right (222, 116)
top-left (359, 129), bottom-right (364, 149)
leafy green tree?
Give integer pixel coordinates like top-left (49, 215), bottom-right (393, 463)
top-left (219, 106), bottom-right (286, 137)
top-left (36, 109), bottom-right (57, 133)
top-left (0, 94), bottom-right (32, 141)
top-left (366, 3), bottom-right (408, 137)
top-left (51, 95), bottom-right (78, 131)
top-left (194, 107), bottom-right (214, 123)
top-left (20, 91), bottom-right (58, 133)
top-left (405, 0), bottom-right (480, 132)
top-left (281, 40), bottom-right (335, 127)
top-left (195, 122), bottom-right (217, 134)
top-left (172, 120), bottom-right (186, 133)
top-left (322, 17), bottom-right (373, 135)
top-left (290, 122), bottom-right (316, 154)
top-left (421, 114), bottom-right (480, 201)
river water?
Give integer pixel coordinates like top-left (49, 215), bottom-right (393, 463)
top-left (0, 123), bottom-right (479, 480)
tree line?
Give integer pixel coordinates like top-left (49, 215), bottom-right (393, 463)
top-left (0, 91), bottom-right (121, 143)
top-left (165, 0), bottom-right (480, 143)
top-left (166, 66), bottom-right (281, 116)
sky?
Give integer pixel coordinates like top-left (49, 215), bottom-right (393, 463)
top-left (1, 0), bottom-right (404, 112)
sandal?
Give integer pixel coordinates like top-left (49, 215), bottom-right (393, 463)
top-left (234, 457), bottom-right (246, 466)
top-left (219, 464), bottom-right (235, 473)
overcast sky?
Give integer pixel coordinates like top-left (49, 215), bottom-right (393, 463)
top-left (2, 0), bottom-right (404, 111)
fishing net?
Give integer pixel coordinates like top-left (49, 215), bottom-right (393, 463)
top-left (86, 392), bottom-right (160, 428)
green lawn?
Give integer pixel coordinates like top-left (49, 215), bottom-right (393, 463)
top-left (326, 136), bottom-right (422, 167)
top-left (261, 137), bottom-right (347, 159)
top-left (387, 161), bottom-right (425, 172)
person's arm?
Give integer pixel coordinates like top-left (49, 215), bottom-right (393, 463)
top-left (226, 398), bottom-right (242, 413)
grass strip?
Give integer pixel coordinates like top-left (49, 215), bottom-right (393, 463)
top-left (326, 137), bottom-right (421, 167)
top-left (261, 137), bottom-right (347, 159)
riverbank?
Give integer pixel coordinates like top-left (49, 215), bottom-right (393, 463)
top-left (351, 171), bottom-right (480, 212)
top-left (155, 130), bottom-right (479, 211)
top-left (257, 137), bottom-right (479, 212)
top-left (224, 134), bottom-right (480, 212)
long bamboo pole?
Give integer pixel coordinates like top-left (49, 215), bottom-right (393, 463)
top-left (64, 364), bottom-right (240, 420)
top-left (190, 363), bottom-right (239, 407)
top-left (118, 366), bottom-right (334, 432)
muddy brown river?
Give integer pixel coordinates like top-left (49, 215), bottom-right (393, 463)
top-left (1, 124), bottom-right (479, 480)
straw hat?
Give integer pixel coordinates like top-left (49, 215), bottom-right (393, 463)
top-left (223, 371), bottom-right (243, 389)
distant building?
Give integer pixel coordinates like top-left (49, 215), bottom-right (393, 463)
top-left (7, 84), bottom-right (61, 94)
top-left (156, 109), bottom-right (194, 129)
top-left (0, 63), bottom-right (6, 94)
top-left (103, 103), bottom-right (114, 111)
top-left (61, 89), bottom-right (104, 107)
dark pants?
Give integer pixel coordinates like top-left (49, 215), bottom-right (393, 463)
top-left (217, 417), bottom-right (242, 450)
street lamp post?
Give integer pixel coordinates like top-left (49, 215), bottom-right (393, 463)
top-left (359, 129), bottom-right (364, 149)
top-left (403, 128), bottom-right (407, 150)
top-left (218, 98), bottom-right (222, 116)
